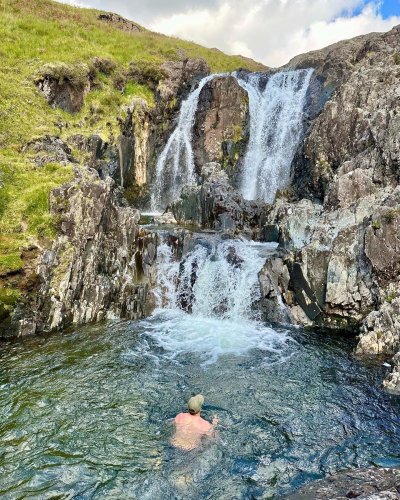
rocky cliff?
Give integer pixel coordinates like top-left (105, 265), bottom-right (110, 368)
top-left (14, 167), bottom-right (157, 336)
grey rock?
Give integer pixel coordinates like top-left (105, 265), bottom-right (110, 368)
top-left (23, 135), bottom-right (74, 166)
top-left (32, 168), bottom-right (157, 332)
top-left (36, 76), bottom-right (90, 113)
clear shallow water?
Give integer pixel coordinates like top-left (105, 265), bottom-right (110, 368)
top-left (1, 318), bottom-right (399, 499)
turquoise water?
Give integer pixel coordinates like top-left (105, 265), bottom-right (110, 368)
top-left (1, 317), bottom-right (399, 499)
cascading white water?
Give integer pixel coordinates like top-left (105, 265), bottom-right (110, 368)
top-left (142, 237), bottom-right (289, 364)
top-left (151, 69), bottom-right (313, 210)
top-left (156, 239), bottom-right (265, 320)
top-left (236, 69), bottom-right (313, 202)
top-left (150, 74), bottom-right (222, 211)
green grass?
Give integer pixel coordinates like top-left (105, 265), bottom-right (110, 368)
top-left (0, 0), bottom-right (264, 298)
top-left (0, 0), bottom-right (264, 149)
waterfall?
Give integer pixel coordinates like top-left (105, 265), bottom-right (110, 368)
top-left (150, 74), bottom-right (222, 211)
top-left (142, 237), bottom-right (288, 364)
top-left (154, 238), bottom-right (270, 321)
top-left (236, 69), bottom-right (313, 202)
top-left (150, 69), bottom-right (313, 211)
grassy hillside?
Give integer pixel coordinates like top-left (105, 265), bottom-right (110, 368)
top-left (0, 0), bottom-right (264, 298)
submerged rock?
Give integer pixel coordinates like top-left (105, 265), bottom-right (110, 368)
top-left (285, 466), bottom-right (400, 499)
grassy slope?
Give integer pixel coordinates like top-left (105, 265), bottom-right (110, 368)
top-left (0, 0), bottom-right (264, 292)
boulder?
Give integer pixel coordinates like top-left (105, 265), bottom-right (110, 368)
top-left (193, 75), bottom-right (249, 181)
top-left (23, 135), bottom-right (75, 166)
top-left (36, 75), bottom-right (90, 113)
top-left (171, 162), bottom-right (269, 232)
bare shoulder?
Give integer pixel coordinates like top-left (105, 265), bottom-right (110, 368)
top-left (174, 412), bottom-right (189, 423)
top-left (199, 418), bottom-right (213, 432)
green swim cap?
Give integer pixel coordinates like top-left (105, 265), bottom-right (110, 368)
top-left (188, 394), bottom-right (204, 414)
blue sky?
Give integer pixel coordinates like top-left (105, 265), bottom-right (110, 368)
top-left (59, 1), bottom-right (400, 66)
top-left (380, 0), bottom-right (400, 17)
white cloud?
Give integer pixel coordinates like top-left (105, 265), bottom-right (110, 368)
top-left (59, 0), bottom-right (88, 6)
top-left (148, 1), bottom-right (400, 66)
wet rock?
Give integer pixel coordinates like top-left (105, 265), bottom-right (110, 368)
top-left (153, 212), bottom-right (177, 225)
top-left (384, 352), bottom-right (400, 394)
top-left (29, 168), bottom-right (157, 333)
top-left (357, 297), bottom-right (400, 356)
top-left (193, 76), bottom-right (249, 181)
top-left (170, 162), bottom-right (268, 233)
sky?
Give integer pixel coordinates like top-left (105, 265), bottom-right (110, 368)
top-left (59, 0), bottom-right (400, 66)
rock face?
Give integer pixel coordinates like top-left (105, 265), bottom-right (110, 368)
top-left (193, 76), bottom-right (249, 182)
top-left (157, 58), bottom-right (210, 101)
top-left (291, 24), bottom-right (400, 203)
top-left (36, 75), bottom-right (90, 113)
top-left (250, 24), bottom-right (400, 391)
top-left (171, 162), bottom-right (268, 233)
top-left (118, 99), bottom-right (151, 190)
top-left (23, 135), bottom-right (75, 166)
top-left (97, 12), bottom-right (142, 33)
top-left (28, 168), bottom-right (157, 334)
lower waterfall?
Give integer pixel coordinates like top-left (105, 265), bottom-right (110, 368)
top-left (142, 237), bottom-right (290, 364)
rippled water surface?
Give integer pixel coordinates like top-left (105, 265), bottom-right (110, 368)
top-left (1, 318), bottom-right (399, 499)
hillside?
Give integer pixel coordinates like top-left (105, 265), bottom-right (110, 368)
top-left (0, 0), bottom-right (266, 308)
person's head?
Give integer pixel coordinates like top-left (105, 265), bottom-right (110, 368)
top-left (188, 394), bottom-right (204, 415)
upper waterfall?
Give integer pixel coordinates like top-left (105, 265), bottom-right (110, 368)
top-left (150, 74), bottom-right (221, 211)
top-left (236, 69), bottom-right (313, 203)
top-left (150, 69), bottom-right (313, 211)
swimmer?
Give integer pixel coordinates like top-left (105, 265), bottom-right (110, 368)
top-left (171, 394), bottom-right (219, 451)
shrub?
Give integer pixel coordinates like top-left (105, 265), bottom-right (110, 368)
top-left (34, 62), bottom-right (90, 88)
top-left (91, 57), bottom-right (117, 76)
top-left (393, 52), bottom-right (400, 65)
top-left (127, 60), bottom-right (167, 89)
top-left (112, 70), bottom-right (127, 91)
top-left (382, 208), bottom-right (399, 224)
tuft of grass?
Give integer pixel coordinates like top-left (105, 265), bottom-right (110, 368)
top-left (0, 287), bottom-right (21, 306)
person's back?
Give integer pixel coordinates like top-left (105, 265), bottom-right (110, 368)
top-left (171, 394), bottom-right (218, 450)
